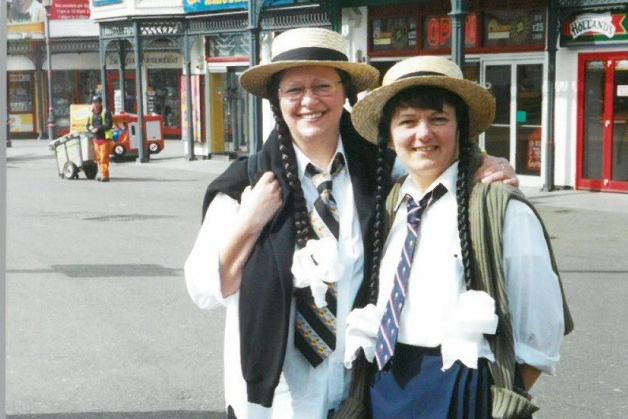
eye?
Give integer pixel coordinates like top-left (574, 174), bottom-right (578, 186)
top-left (432, 115), bottom-right (450, 124)
top-left (282, 86), bottom-right (304, 98)
top-left (313, 83), bottom-right (333, 94)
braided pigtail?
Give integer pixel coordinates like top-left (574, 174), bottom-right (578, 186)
top-left (454, 111), bottom-right (475, 289)
top-left (338, 70), bottom-right (359, 107)
top-left (269, 101), bottom-right (313, 249)
top-left (367, 123), bottom-right (391, 304)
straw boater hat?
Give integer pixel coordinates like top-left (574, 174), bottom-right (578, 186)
top-left (351, 55), bottom-right (496, 144)
top-left (239, 27), bottom-right (379, 99)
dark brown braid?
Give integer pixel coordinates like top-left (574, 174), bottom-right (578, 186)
top-left (367, 123), bottom-right (391, 304)
top-left (380, 86), bottom-right (476, 290)
top-left (267, 68), bottom-right (360, 249)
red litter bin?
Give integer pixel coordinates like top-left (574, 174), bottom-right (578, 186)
top-left (111, 113), bottom-right (165, 158)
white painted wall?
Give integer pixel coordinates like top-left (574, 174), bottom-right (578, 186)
top-left (42, 53), bottom-right (99, 70)
top-left (50, 19), bottom-right (98, 38)
top-left (90, 0), bottom-right (183, 21)
top-left (554, 43), bottom-right (626, 188)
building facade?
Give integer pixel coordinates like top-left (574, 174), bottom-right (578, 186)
top-left (7, 0), bottom-right (99, 139)
top-left (340, 0), bottom-right (627, 193)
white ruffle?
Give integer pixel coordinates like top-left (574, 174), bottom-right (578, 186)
top-left (291, 237), bottom-right (340, 308)
top-left (343, 304), bottom-right (385, 369)
top-left (441, 290), bottom-right (499, 371)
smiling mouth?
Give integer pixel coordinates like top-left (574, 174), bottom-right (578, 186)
top-left (412, 146), bottom-right (437, 152)
top-left (299, 112), bottom-right (325, 121)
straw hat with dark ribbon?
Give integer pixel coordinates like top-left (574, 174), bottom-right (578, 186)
top-left (351, 55), bottom-right (496, 144)
top-left (239, 27), bottom-right (379, 99)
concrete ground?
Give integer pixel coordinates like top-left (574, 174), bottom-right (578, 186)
top-left (5, 139), bottom-right (628, 418)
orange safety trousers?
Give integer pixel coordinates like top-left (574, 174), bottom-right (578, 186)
top-left (93, 140), bottom-right (113, 180)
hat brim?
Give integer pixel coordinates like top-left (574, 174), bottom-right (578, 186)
top-left (239, 60), bottom-right (379, 99)
top-left (351, 76), bottom-right (496, 144)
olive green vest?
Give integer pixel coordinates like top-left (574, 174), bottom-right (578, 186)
top-left (384, 179), bottom-right (574, 419)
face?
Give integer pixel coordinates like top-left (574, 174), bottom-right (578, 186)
top-left (277, 66), bottom-right (346, 148)
top-left (390, 103), bottom-right (459, 190)
top-left (92, 101), bottom-right (102, 112)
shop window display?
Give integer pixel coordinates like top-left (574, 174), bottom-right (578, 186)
top-left (147, 69), bottom-right (181, 129)
top-left (8, 71), bottom-right (36, 134)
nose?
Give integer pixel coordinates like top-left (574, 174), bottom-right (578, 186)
top-left (414, 120), bottom-right (431, 141)
top-left (299, 87), bottom-right (320, 105)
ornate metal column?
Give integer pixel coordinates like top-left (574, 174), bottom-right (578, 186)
top-left (119, 40), bottom-right (126, 113)
top-left (43, 0), bottom-right (55, 141)
top-left (99, 38), bottom-right (108, 109)
top-left (183, 28), bottom-right (195, 161)
top-left (248, 0), bottom-right (264, 155)
top-left (133, 21), bottom-right (148, 163)
top-left (449, 0), bottom-right (469, 68)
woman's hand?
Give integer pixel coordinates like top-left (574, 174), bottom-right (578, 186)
top-left (238, 171), bottom-right (283, 234)
top-left (475, 155), bottom-right (519, 187)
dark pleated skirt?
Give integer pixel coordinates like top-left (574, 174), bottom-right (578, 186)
top-left (370, 343), bottom-right (492, 419)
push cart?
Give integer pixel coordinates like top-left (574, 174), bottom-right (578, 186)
top-left (49, 132), bottom-right (98, 180)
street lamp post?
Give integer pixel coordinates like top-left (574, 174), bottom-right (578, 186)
top-left (42, 0), bottom-right (55, 141)
top-left (449, 0), bottom-right (469, 68)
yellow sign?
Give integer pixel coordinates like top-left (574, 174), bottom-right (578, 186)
top-left (9, 113), bottom-right (34, 133)
top-left (70, 104), bottom-right (92, 133)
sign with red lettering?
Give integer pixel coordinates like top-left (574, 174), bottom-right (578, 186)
top-left (561, 12), bottom-right (628, 45)
top-left (424, 14), bottom-right (477, 50)
top-left (51, 0), bottom-right (91, 20)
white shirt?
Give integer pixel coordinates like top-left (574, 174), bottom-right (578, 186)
top-left (185, 138), bottom-right (364, 419)
top-left (377, 162), bottom-right (565, 374)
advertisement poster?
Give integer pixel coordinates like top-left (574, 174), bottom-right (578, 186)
top-left (180, 76), bottom-right (202, 143)
top-left (183, 0), bottom-right (293, 14)
top-left (9, 114), bottom-right (35, 133)
top-left (70, 104), bottom-right (92, 133)
top-left (561, 12), bottom-right (628, 45)
top-left (51, 0), bottom-right (91, 20)
top-left (7, 0), bottom-right (45, 34)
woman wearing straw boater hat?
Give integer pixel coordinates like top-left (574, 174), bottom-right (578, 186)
top-left (345, 55), bottom-right (574, 418)
top-left (185, 28), bottom-right (517, 419)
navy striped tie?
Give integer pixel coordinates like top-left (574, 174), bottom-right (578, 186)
top-left (374, 183), bottom-right (447, 370)
top-left (295, 153), bottom-right (345, 367)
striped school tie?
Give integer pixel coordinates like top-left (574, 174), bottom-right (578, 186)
top-left (295, 153), bottom-right (345, 367)
top-left (374, 183), bottom-right (447, 370)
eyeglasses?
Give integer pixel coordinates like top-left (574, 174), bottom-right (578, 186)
top-left (278, 80), bottom-right (343, 101)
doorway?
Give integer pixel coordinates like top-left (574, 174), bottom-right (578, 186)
top-left (481, 59), bottom-right (544, 181)
top-left (577, 52), bottom-right (628, 193)
top-left (209, 66), bottom-right (249, 156)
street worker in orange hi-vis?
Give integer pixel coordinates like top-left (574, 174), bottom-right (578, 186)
top-left (86, 95), bottom-right (114, 182)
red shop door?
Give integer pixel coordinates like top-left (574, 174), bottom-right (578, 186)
top-left (107, 70), bottom-right (137, 114)
top-left (577, 52), bottom-right (628, 193)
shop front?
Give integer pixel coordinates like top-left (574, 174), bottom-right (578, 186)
top-left (106, 51), bottom-right (183, 138)
top-left (560, 9), bottom-right (628, 193)
top-left (364, 0), bottom-right (547, 186)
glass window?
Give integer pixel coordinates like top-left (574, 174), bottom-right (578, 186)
top-left (582, 61), bottom-right (605, 180)
top-left (147, 69), bottom-right (181, 129)
top-left (371, 15), bottom-right (418, 53)
top-left (483, 9), bottom-right (545, 48)
top-left (207, 33), bottom-right (250, 59)
top-left (612, 60), bottom-right (628, 182)
top-left (8, 72), bottom-right (34, 113)
top-left (484, 65), bottom-right (511, 160)
top-left (52, 71), bottom-right (75, 131)
top-left (78, 70), bottom-right (100, 104)
top-left (515, 64), bottom-right (543, 176)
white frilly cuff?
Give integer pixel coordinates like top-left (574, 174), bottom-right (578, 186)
top-left (291, 237), bottom-right (340, 308)
top-left (343, 303), bottom-right (385, 369)
top-left (441, 290), bottom-right (499, 371)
